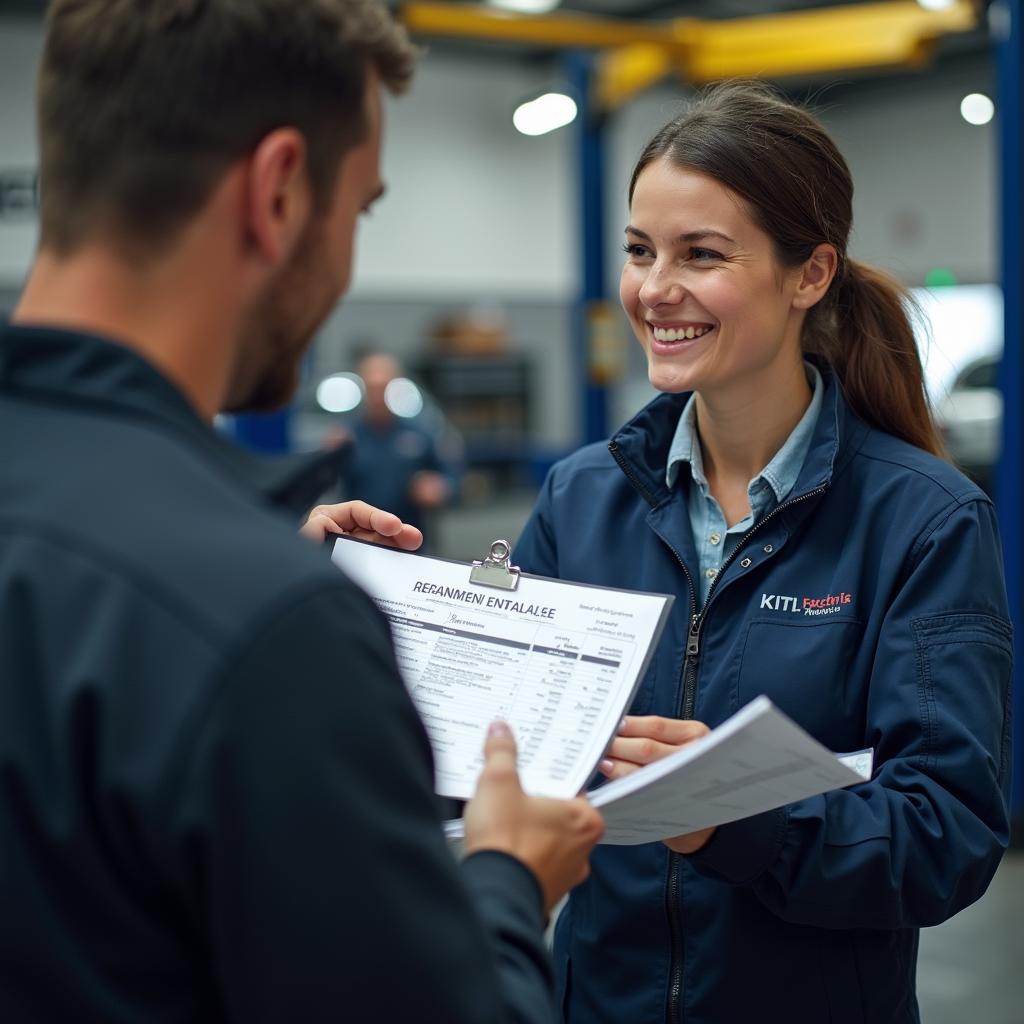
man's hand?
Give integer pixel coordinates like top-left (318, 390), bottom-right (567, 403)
top-left (598, 715), bottom-right (716, 855)
top-left (299, 501), bottom-right (423, 549)
top-left (464, 722), bottom-right (604, 914)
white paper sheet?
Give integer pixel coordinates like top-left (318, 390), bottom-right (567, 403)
top-left (443, 697), bottom-right (872, 845)
top-left (590, 696), bottom-right (873, 844)
top-left (331, 537), bottom-right (672, 801)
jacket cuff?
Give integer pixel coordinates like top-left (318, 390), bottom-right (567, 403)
top-left (460, 849), bottom-right (546, 925)
top-left (685, 807), bottom-right (788, 884)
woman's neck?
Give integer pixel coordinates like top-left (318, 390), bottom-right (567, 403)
top-left (695, 359), bottom-right (813, 502)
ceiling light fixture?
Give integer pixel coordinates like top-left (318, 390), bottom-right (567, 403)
top-left (316, 372), bottom-right (363, 413)
top-left (487, 0), bottom-right (561, 13)
top-left (960, 92), bottom-right (995, 126)
top-left (513, 92), bottom-right (578, 137)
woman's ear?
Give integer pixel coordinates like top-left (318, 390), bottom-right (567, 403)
top-left (793, 243), bottom-right (838, 310)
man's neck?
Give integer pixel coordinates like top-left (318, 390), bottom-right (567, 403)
top-left (13, 244), bottom-right (243, 422)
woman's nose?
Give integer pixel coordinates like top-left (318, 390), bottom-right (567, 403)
top-left (638, 263), bottom-right (685, 309)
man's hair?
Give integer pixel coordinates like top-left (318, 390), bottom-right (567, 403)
top-left (37, 0), bottom-right (416, 256)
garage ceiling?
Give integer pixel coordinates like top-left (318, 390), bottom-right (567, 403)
top-left (0, 0), bottom-right (991, 72)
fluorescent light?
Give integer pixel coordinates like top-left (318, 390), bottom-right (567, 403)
top-left (487, 0), bottom-right (561, 13)
top-left (916, 0), bottom-right (955, 10)
top-left (513, 92), bottom-right (578, 137)
top-left (384, 378), bottom-right (424, 419)
top-left (316, 373), bottom-right (363, 413)
top-left (960, 93), bottom-right (994, 126)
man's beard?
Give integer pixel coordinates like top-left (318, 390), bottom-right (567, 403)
top-left (223, 220), bottom-right (334, 414)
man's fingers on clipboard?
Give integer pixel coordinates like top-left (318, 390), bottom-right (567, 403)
top-left (299, 501), bottom-right (423, 549)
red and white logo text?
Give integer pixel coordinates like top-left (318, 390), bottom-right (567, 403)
top-left (761, 592), bottom-right (853, 617)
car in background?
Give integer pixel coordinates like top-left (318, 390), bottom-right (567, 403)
top-left (912, 284), bottom-right (1003, 494)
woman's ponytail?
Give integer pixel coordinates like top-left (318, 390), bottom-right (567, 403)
top-left (811, 260), bottom-right (945, 458)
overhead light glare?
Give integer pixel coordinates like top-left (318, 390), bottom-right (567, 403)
top-left (513, 92), bottom-right (577, 137)
top-left (960, 92), bottom-right (994, 126)
top-left (487, 0), bottom-right (561, 13)
top-left (916, 0), bottom-right (955, 10)
top-left (385, 378), bottom-right (424, 419)
top-left (316, 372), bottom-right (363, 413)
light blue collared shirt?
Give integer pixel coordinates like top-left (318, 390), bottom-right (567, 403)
top-left (666, 363), bottom-right (823, 605)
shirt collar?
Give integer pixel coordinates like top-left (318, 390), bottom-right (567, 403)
top-left (666, 361), bottom-right (824, 504)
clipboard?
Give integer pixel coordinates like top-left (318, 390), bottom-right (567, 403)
top-left (329, 533), bottom-right (673, 801)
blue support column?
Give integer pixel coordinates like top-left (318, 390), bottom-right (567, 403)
top-left (566, 50), bottom-right (610, 446)
top-left (993, 0), bottom-right (1023, 844)
top-left (224, 408), bottom-right (293, 453)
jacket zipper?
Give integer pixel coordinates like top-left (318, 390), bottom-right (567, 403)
top-left (610, 443), bottom-right (829, 1023)
top-left (662, 477), bottom-right (826, 1024)
top-left (676, 484), bottom-right (827, 722)
top-left (666, 484), bottom-right (827, 1023)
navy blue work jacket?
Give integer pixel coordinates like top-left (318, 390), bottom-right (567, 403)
top-left (514, 369), bottom-right (1013, 1024)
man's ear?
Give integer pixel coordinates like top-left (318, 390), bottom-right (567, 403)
top-left (244, 127), bottom-right (311, 267)
top-left (793, 243), bottom-right (838, 310)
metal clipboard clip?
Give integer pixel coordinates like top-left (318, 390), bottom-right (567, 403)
top-left (469, 539), bottom-right (521, 592)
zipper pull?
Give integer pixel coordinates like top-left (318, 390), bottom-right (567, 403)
top-left (686, 614), bottom-right (701, 658)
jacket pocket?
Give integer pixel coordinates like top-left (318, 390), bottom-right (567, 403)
top-left (911, 611), bottom-right (1013, 781)
top-left (734, 616), bottom-right (864, 743)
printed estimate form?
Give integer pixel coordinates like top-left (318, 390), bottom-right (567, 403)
top-left (331, 537), bottom-right (673, 801)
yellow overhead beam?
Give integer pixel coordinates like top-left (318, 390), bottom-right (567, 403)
top-left (684, 0), bottom-right (977, 83)
top-left (401, 3), bottom-right (692, 50)
top-left (401, 1), bottom-right (979, 109)
top-left (597, 43), bottom-right (677, 111)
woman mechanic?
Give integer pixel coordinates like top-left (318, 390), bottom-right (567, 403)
top-left (513, 82), bottom-right (1013, 1023)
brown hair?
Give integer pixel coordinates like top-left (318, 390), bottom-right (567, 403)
top-left (38, 0), bottom-right (417, 256)
top-left (629, 81), bottom-right (944, 457)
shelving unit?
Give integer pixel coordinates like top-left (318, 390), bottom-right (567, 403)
top-left (416, 353), bottom-right (533, 492)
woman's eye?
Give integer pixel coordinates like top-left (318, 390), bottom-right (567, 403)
top-left (622, 242), bottom-right (652, 259)
top-left (691, 247), bottom-right (723, 261)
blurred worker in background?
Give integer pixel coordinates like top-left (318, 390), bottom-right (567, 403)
top-left (0, 1), bottom-right (602, 1022)
top-left (330, 350), bottom-right (462, 536)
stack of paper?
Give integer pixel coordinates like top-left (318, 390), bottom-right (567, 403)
top-left (445, 696), bottom-right (872, 845)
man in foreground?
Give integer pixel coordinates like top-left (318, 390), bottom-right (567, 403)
top-left (0, 2), bottom-right (602, 1021)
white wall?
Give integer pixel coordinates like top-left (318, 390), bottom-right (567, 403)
top-left (354, 53), bottom-right (575, 299)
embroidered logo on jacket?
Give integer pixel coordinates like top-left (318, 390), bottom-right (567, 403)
top-left (761, 592), bottom-right (853, 617)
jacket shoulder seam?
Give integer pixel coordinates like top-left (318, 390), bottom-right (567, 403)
top-left (854, 449), bottom-right (988, 506)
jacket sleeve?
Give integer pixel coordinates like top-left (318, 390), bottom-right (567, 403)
top-left (688, 496), bottom-right (1014, 929)
top-left (161, 581), bottom-right (556, 1023)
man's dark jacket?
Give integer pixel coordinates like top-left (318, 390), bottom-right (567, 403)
top-left (0, 324), bottom-right (554, 1023)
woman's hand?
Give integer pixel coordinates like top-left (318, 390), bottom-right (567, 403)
top-left (598, 715), bottom-right (717, 854)
top-left (299, 501), bottom-right (423, 550)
